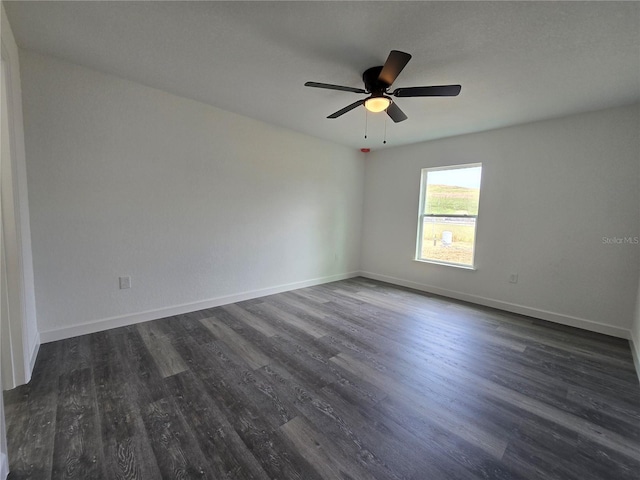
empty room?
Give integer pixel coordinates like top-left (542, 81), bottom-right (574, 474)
top-left (0, 1), bottom-right (639, 479)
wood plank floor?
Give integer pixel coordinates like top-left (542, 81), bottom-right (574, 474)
top-left (4, 277), bottom-right (640, 479)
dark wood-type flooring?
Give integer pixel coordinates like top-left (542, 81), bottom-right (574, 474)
top-left (4, 277), bottom-right (640, 479)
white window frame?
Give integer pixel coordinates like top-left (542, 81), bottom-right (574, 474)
top-left (415, 162), bottom-right (482, 269)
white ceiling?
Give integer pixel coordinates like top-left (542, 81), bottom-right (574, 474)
top-left (4, 1), bottom-right (640, 150)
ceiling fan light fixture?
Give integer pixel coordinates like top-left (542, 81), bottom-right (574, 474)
top-left (306, 50), bottom-right (459, 123)
top-left (364, 96), bottom-right (391, 113)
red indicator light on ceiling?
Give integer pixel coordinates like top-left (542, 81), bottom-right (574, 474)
top-left (360, 148), bottom-right (371, 153)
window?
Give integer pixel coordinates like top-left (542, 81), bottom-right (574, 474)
top-left (416, 163), bottom-right (482, 268)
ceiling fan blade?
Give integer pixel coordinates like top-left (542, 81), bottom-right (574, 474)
top-left (327, 99), bottom-right (366, 119)
top-left (393, 85), bottom-right (462, 97)
top-left (386, 101), bottom-right (408, 123)
top-left (378, 50), bottom-right (412, 86)
top-left (305, 82), bottom-right (366, 94)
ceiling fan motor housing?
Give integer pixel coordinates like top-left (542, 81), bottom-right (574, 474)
top-left (363, 66), bottom-right (388, 95)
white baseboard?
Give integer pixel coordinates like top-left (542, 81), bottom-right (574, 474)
top-left (359, 271), bottom-right (631, 339)
top-left (28, 333), bottom-right (40, 379)
top-left (630, 331), bottom-right (640, 385)
top-left (39, 272), bottom-right (360, 343)
top-left (0, 452), bottom-right (8, 480)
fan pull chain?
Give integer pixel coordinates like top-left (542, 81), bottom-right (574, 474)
top-left (364, 109), bottom-right (368, 139)
top-left (383, 111), bottom-right (388, 145)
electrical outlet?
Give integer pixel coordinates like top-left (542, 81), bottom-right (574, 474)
top-left (509, 273), bottom-right (518, 284)
top-left (119, 276), bottom-right (131, 289)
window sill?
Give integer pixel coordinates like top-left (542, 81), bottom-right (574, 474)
top-left (413, 258), bottom-right (477, 270)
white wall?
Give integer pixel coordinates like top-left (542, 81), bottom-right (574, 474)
top-left (1, 2), bottom-right (39, 386)
top-left (2, 3), bottom-right (40, 476)
top-left (19, 50), bottom-right (364, 342)
top-left (0, 56), bottom-right (10, 480)
top-left (361, 104), bottom-right (640, 338)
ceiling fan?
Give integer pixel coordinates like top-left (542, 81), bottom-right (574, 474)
top-left (305, 50), bottom-right (461, 123)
